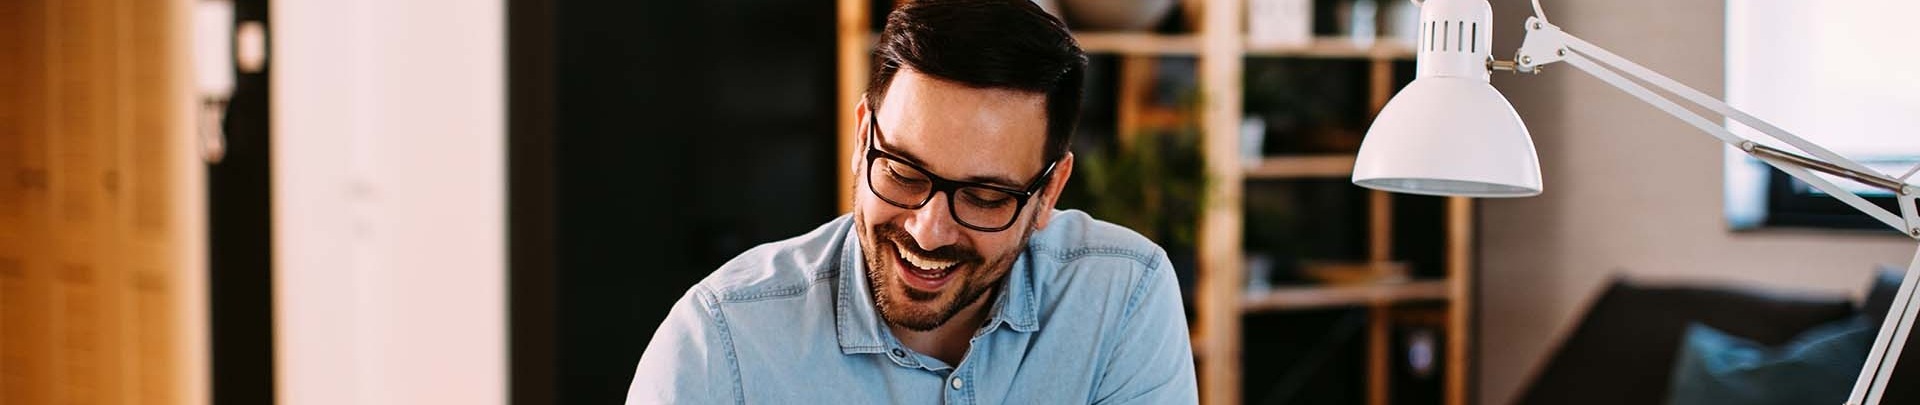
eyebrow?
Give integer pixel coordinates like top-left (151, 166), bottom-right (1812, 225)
top-left (872, 120), bottom-right (1028, 189)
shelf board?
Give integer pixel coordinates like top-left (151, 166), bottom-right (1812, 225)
top-left (1246, 37), bottom-right (1416, 60)
top-left (1073, 32), bottom-right (1415, 60)
top-left (1074, 32), bottom-right (1202, 55)
top-left (1244, 154), bottom-right (1356, 180)
top-left (876, 31), bottom-right (1417, 60)
top-left (1241, 280), bottom-right (1449, 313)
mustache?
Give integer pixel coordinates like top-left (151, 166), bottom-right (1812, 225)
top-left (875, 224), bottom-right (980, 264)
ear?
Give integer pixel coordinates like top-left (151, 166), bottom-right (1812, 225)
top-left (1029, 151), bottom-right (1074, 231)
top-left (851, 97), bottom-right (870, 175)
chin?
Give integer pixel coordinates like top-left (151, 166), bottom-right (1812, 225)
top-left (877, 264), bottom-right (962, 328)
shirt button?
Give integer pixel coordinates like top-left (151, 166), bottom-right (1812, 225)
top-left (950, 377), bottom-right (964, 390)
top-left (890, 348), bottom-right (905, 358)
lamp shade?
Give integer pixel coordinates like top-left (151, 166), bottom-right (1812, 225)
top-left (1352, 77), bottom-right (1541, 197)
top-left (1350, 0), bottom-right (1542, 198)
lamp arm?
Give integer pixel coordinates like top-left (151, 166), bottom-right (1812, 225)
top-left (1869, 244), bottom-right (1920, 405)
top-left (1503, 15), bottom-right (1920, 405)
top-left (1507, 17), bottom-right (1920, 237)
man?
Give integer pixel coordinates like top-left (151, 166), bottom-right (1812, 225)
top-left (627, 1), bottom-right (1196, 403)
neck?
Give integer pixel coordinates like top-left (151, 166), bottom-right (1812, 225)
top-left (889, 287), bottom-right (996, 366)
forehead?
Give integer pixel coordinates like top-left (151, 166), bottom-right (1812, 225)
top-left (874, 70), bottom-right (1048, 187)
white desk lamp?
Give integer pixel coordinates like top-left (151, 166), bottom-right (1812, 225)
top-left (1350, 0), bottom-right (1920, 403)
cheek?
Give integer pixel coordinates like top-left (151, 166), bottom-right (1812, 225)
top-left (969, 232), bottom-right (1025, 262)
top-left (855, 191), bottom-right (904, 223)
top-left (963, 235), bottom-right (1022, 287)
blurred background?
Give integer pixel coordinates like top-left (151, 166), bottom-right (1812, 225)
top-left (1, 0), bottom-right (1916, 404)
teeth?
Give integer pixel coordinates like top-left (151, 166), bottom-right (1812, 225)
top-left (895, 243), bottom-right (957, 271)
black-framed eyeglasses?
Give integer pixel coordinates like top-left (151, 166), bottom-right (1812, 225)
top-left (863, 112), bottom-right (1058, 232)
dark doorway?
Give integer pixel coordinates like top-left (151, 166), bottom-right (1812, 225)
top-left (207, 0), bottom-right (274, 403)
top-left (510, 0), bottom-right (842, 403)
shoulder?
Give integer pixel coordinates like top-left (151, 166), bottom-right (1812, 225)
top-left (1021, 211), bottom-right (1186, 348)
top-left (1026, 209), bottom-right (1169, 272)
top-left (695, 215), bottom-right (853, 303)
top-left (1023, 210), bottom-right (1175, 313)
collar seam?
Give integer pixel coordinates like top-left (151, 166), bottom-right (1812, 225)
top-left (835, 222), bottom-right (886, 354)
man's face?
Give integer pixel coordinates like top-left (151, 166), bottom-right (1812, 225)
top-left (853, 69), bottom-right (1070, 332)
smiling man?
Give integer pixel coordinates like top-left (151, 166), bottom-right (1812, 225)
top-left (626, 1), bottom-right (1196, 403)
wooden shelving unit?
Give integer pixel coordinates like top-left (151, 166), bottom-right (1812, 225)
top-left (834, 1), bottom-right (1473, 404)
top-left (1074, 32), bottom-right (1417, 59)
top-left (1242, 280), bottom-right (1449, 312)
top-left (0, 1), bottom-right (201, 404)
top-left (1245, 155), bottom-right (1359, 179)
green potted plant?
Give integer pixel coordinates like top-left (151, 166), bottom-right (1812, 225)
top-left (1060, 98), bottom-right (1208, 312)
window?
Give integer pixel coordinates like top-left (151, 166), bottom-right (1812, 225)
top-left (1724, 1), bottom-right (1920, 230)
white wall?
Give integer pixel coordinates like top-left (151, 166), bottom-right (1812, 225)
top-left (271, 0), bottom-right (505, 403)
top-left (1477, 0), bottom-right (1915, 404)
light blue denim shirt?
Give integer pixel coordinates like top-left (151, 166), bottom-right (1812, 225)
top-left (627, 210), bottom-right (1197, 404)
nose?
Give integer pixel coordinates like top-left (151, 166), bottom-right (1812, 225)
top-left (902, 191), bottom-right (961, 251)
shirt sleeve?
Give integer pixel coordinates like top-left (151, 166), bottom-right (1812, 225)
top-left (626, 286), bottom-right (741, 405)
top-left (1092, 253), bottom-right (1200, 405)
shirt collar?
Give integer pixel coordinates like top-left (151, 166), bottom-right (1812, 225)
top-left (834, 222), bottom-right (1040, 355)
top-left (834, 228), bottom-right (887, 354)
top-left (987, 251), bottom-right (1040, 333)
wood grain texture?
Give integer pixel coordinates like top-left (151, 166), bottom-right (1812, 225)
top-left (835, 0), bottom-right (869, 213)
top-left (1243, 280), bottom-right (1449, 312)
top-left (1447, 197), bottom-right (1474, 405)
top-left (0, 1), bottom-right (52, 402)
top-left (1195, 0), bottom-right (1245, 402)
top-left (1, 0), bottom-right (188, 403)
top-left (1115, 55), bottom-right (1155, 149)
top-left (1370, 304), bottom-right (1391, 405)
top-left (1244, 155), bottom-right (1358, 179)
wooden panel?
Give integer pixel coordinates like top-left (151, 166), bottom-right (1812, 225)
top-left (0, 0), bottom-right (33, 237)
top-left (1072, 33), bottom-right (1416, 60)
top-left (127, 0), bottom-right (182, 401)
top-left (1076, 33), bottom-right (1201, 56)
top-left (1245, 38), bottom-right (1415, 60)
top-left (128, 0), bottom-right (176, 237)
top-left (58, 264), bottom-right (107, 404)
top-left (1368, 58), bottom-right (1395, 116)
top-left (1446, 197), bottom-right (1474, 405)
top-left (1369, 304), bottom-right (1391, 405)
top-left (1115, 55), bottom-right (1155, 148)
top-left (0, 0), bottom-right (54, 402)
top-left (0, 0), bottom-right (53, 240)
top-left (1241, 280), bottom-right (1450, 312)
top-left (2, 0), bottom-right (188, 403)
top-left (1, 257), bottom-right (51, 405)
top-left (1369, 190), bottom-right (1392, 262)
top-left (54, 0), bottom-right (129, 402)
top-left (132, 267), bottom-right (174, 403)
top-left (835, 0), bottom-right (869, 213)
top-left (1195, 0), bottom-right (1245, 403)
top-left (53, 0), bottom-right (109, 230)
top-left (1244, 155), bottom-right (1357, 179)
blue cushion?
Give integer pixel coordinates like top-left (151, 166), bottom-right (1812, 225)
top-left (1666, 316), bottom-right (1874, 405)
top-left (1863, 267), bottom-right (1904, 329)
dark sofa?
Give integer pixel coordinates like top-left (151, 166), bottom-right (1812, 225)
top-left (1516, 267), bottom-right (1917, 405)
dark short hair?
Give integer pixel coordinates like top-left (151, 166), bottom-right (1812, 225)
top-left (866, 0), bottom-right (1087, 167)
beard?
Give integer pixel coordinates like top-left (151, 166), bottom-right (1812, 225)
top-left (855, 212), bottom-right (1029, 332)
